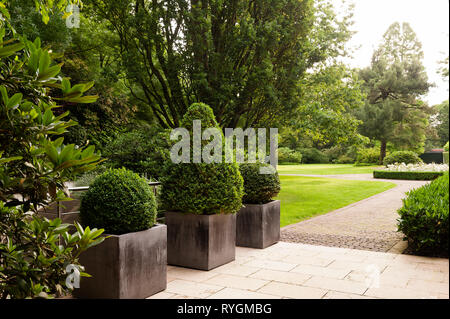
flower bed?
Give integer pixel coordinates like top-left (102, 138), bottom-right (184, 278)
top-left (373, 163), bottom-right (449, 180)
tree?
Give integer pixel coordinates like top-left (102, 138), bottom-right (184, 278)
top-left (7, 0), bottom-right (138, 151)
top-left (356, 22), bottom-right (431, 162)
top-left (285, 63), bottom-right (366, 147)
top-left (87, 0), bottom-right (354, 129)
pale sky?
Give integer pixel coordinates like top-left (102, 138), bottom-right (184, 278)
top-left (335, 0), bottom-right (449, 106)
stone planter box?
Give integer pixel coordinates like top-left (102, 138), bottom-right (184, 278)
top-left (236, 200), bottom-right (280, 249)
top-left (165, 211), bottom-right (236, 270)
top-left (74, 224), bottom-right (167, 299)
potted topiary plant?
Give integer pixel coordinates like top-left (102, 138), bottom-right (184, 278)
top-left (237, 163), bottom-right (281, 248)
top-left (160, 103), bottom-right (244, 270)
top-left (74, 168), bottom-right (166, 299)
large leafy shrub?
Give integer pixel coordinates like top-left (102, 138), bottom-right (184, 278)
top-left (355, 147), bottom-right (380, 165)
top-left (160, 103), bottom-right (244, 215)
top-left (80, 168), bottom-right (157, 234)
top-left (239, 163), bottom-right (280, 204)
top-left (0, 203), bottom-right (104, 299)
top-left (383, 151), bottom-right (422, 166)
top-left (397, 173), bottom-right (449, 256)
top-left (299, 148), bottom-right (329, 163)
top-left (0, 4), bottom-right (105, 299)
top-left (103, 127), bottom-right (170, 180)
top-left (277, 147), bottom-right (302, 164)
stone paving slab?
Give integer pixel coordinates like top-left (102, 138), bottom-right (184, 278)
top-left (149, 242), bottom-right (449, 299)
top-left (280, 174), bottom-right (429, 252)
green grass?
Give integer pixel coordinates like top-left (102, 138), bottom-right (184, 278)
top-left (275, 175), bottom-right (396, 227)
top-left (277, 163), bottom-right (382, 175)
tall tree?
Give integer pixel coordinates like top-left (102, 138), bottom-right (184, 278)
top-left (356, 22), bottom-right (431, 162)
top-left (88, 0), bottom-right (354, 129)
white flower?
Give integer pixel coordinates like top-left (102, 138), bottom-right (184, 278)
top-left (383, 163), bottom-right (449, 172)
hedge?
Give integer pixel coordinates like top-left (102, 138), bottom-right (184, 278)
top-left (397, 173), bottom-right (449, 256)
top-left (373, 170), bottom-right (445, 180)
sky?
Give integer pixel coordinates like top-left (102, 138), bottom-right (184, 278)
top-left (335, 0), bottom-right (449, 106)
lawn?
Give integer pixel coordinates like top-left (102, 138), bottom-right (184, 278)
top-left (277, 163), bottom-right (382, 175)
top-left (275, 175), bottom-right (396, 227)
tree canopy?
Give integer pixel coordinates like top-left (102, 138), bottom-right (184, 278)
top-left (356, 22), bottom-right (431, 162)
top-left (87, 0), bottom-right (354, 129)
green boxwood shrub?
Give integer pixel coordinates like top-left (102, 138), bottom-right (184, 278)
top-left (160, 103), bottom-right (244, 215)
top-left (397, 172), bottom-right (449, 256)
top-left (80, 168), bottom-right (157, 234)
top-left (373, 170), bottom-right (445, 180)
top-left (299, 148), bottom-right (329, 163)
top-left (239, 163), bottom-right (280, 204)
top-left (278, 147), bottom-right (302, 164)
top-left (383, 151), bottom-right (423, 166)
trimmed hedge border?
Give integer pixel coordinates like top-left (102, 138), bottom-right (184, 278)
top-left (373, 170), bottom-right (445, 180)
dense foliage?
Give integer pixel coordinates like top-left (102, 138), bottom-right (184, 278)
top-left (383, 151), bottom-right (422, 166)
top-left (103, 128), bottom-right (170, 180)
top-left (86, 0), bottom-right (356, 129)
top-left (0, 2), bottom-right (105, 299)
top-left (397, 173), bottom-right (449, 256)
top-left (239, 163), bottom-right (280, 204)
top-left (160, 103), bottom-right (244, 215)
top-left (355, 147), bottom-right (381, 165)
top-left (0, 203), bottom-right (104, 299)
top-left (277, 147), bottom-right (302, 164)
top-left (80, 168), bottom-right (157, 234)
top-left (299, 148), bottom-right (329, 164)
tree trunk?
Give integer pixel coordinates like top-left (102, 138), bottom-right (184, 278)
top-left (380, 140), bottom-right (387, 165)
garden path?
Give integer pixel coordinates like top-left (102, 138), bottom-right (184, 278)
top-left (151, 242), bottom-right (448, 299)
top-left (279, 174), bottom-right (429, 252)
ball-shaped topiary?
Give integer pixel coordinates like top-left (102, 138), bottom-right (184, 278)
top-left (239, 163), bottom-right (281, 204)
top-left (160, 103), bottom-right (244, 215)
top-left (383, 151), bottom-right (423, 166)
top-left (80, 168), bottom-right (157, 235)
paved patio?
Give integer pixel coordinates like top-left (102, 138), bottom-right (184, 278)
top-left (149, 242), bottom-right (449, 299)
top-left (280, 174), bottom-right (429, 252)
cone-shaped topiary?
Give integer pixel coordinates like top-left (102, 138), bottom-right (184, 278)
top-left (80, 168), bottom-right (157, 234)
top-left (239, 163), bottom-right (281, 204)
top-left (160, 103), bottom-right (244, 214)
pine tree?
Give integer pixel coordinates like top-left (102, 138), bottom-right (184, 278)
top-left (356, 22), bottom-right (431, 162)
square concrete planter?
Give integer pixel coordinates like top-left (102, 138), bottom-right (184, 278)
top-left (74, 224), bottom-right (167, 299)
top-left (236, 200), bottom-right (280, 249)
top-left (165, 211), bottom-right (236, 270)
